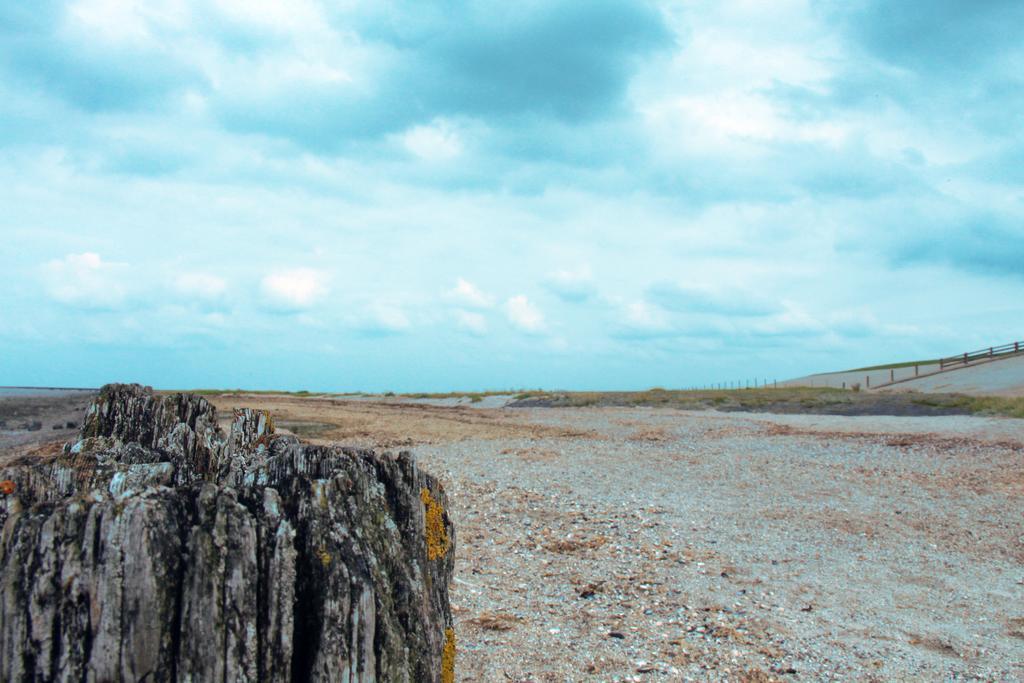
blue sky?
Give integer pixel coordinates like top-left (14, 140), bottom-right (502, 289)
top-left (1, 0), bottom-right (1022, 391)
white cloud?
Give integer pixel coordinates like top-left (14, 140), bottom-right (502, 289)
top-left (400, 120), bottom-right (463, 161)
top-left (647, 282), bottom-right (780, 317)
top-left (455, 309), bottom-right (487, 335)
top-left (624, 300), bottom-right (671, 330)
top-left (642, 92), bottom-right (848, 160)
top-left (174, 272), bottom-right (227, 300)
top-left (448, 277), bottom-right (494, 308)
top-left (66, 0), bottom-right (191, 44)
top-left (370, 304), bottom-right (410, 332)
top-left (66, 0), bottom-right (154, 43)
top-left (260, 268), bottom-right (327, 309)
top-left (41, 252), bottom-right (127, 309)
top-left (606, 299), bottom-right (677, 340)
top-left (346, 302), bottom-right (412, 335)
top-left (544, 266), bottom-right (596, 302)
top-left (505, 295), bottom-right (544, 332)
top-left (211, 0), bottom-right (329, 35)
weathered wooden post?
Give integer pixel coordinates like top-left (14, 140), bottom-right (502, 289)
top-left (866, 375), bottom-right (870, 388)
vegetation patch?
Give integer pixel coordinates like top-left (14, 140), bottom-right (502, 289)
top-left (507, 388), bottom-right (1024, 418)
top-left (441, 627), bottom-right (456, 683)
top-left (467, 611), bottom-right (524, 631)
top-left (543, 535), bottom-right (608, 553)
top-left (421, 487), bottom-right (449, 560)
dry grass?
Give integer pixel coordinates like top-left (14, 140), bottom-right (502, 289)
top-left (542, 536), bottom-right (608, 553)
top-left (0, 440), bottom-right (65, 467)
top-left (1006, 618), bottom-right (1024, 640)
top-left (467, 611), bottom-right (525, 631)
top-left (204, 395), bottom-right (596, 448)
top-left (514, 387), bottom-right (1024, 418)
top-left (737, 668), bottom-right (779, 683)
top-left (502, 447), bottom-right (561, 463)
top-left (627, 426), bottom-right (673, 442)
top-left (907, 634), bottom-right (960, 657)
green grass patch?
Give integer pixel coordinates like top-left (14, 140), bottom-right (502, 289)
top-left (911, 394), bottom-right (1024, 418)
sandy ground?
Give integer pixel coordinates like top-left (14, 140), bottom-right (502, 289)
top-left (5, 391), bottom-right (1023, 680)
top-left (205, 396), bottom-right (1024, 681)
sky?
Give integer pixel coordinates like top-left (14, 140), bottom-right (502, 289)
top-left (1, 0), bottom-right (1022, 392)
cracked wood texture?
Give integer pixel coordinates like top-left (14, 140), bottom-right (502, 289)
top-left (0, 384), bottom-right (454, 682)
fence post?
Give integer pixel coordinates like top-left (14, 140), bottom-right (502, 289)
top-left (963, 352), bottom-right (968, 364)
top-left (915, 365), bottom-right (919, 377)
top-left (989, 347), bottom-right (994, 357)
top-left (890, 368), bottom-right (894, 382)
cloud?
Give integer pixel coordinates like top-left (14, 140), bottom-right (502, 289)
top-left (400, 119), bottom-right (463, 161)
top-left (544, 266), bottom-right (596, 302)
top-left (893, 215), bottom-right (1024, 279)
top-left (174, 272), bottom-right (227, 300)
top-left (210, 0), bottom-right (672, 150)
top-left (420, 0), bottom-right (672, 122)
top-left (646, 283), bottom-right (780, 317)
top-left (447, 278), bottom-right (494, 308)
top-left (611, 299), bottom-right (677, 339)
top-left (505, 295), bottom-right (544, 333)
top-left (260, 268), bottom-right (327, 309)
top-left (1, 0), bottom-right (204, 113)
top-left (3, 0), bottom-right (1024, 391)
top-left (41, 252), bottom-right (127, 309)
top-left (360, 304), bottom-right (411, 335)
top-left (836, 0), bottom-right (1024, 75)
top-left (455, 309), bottom-right (487, 335)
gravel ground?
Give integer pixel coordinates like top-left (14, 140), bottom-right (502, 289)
top-left (4, 391), bottom-right (1022, 680)
top-left (0, 389), bottom-right (95, 464)
top-left (413, 408), bottom-right (1024, 682)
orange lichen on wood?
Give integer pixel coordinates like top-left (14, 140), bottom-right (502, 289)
top-left (420, 487), bottom-right (449, 560)
top-left (441, 627), bottom-right (455, 683)
top-left (0, 480), bottom-right (15, 495)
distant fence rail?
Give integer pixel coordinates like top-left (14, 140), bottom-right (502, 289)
top-left (696, 339), bottom-right (1023, 392)
top-left (938, 340), bottom-right (1023, 371)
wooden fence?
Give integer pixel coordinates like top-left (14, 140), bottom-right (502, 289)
top-left (938, 340), bottom-right (1023, 370)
